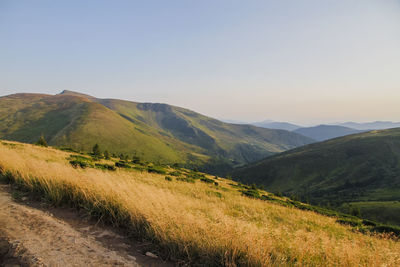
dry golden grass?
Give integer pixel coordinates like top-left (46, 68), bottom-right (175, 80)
top-left (0, 141), bottom-right (399, 266)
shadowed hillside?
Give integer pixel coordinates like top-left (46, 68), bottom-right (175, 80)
top-left (232, 128), bottom-right (400, 226)
top-left (0, 91), bottom-right (313, 173)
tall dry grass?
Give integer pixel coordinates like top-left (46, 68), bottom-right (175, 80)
top-left (0, 141), bottom-right (399, 266)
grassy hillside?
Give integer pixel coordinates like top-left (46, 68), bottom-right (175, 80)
top-left (232, 128), bottom-right (400, 226)
top-left (0, 93), bottom-right (188, 163)
top-left (0, 91), bottom-right (313, 173)
top-left (1, 140), bottom-right (399, 266)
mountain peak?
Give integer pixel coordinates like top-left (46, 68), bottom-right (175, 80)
top-left (58, 90), bottom-right (96, 100)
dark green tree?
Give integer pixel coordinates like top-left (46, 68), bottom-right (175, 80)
top-left (104, 150), bottom-right (110, 160)
top-left (36, 134), bottom-right (48, 147)
top-left (92, 143), bottom-right (101, 158)
top-left (250, 183), bottom-right (258, 190)
top-left (132, 155), bottom-right (140, 163)
top-left (350, 206), bottom-right (361, 217)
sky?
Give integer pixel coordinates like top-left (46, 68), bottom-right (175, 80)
top-left (1, 0), bottom-right (400, 125)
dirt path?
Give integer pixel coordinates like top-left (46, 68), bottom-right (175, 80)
top-left (0, 184), bottom-right (173, 267)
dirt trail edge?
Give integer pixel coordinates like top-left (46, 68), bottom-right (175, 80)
top-left (0, 184), bottom-right (173, 267)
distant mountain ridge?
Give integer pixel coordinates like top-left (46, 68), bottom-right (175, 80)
top-left (0, 91), bottom-right (313, 173)
top-left (293, 125), bottom-right (365, 141)
top-left (252, 120), bottom-right (400, 142)
top-left (253, 121), bottom-right (301, 131)
top-left (339, 121), bottom-right (400, 130)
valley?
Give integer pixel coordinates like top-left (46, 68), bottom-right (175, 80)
top-left (232, 128), bottom-right (400, 227)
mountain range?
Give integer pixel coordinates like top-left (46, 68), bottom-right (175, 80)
top-left (252, 120), bottom-right (301, 131)
top-left (292, 125), bottom-right (365, 142)
top-left (251, 120), bottom-right (400, 142)
top-left (0, 91), bottom-right (313, 173)
top-left (339, 121), bottom-right (400, 130)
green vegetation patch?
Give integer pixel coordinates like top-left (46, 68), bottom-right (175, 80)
top-left (1, 142), bottom-right (18, 148)
top-left (68, 155), bottom-right (94, 169)
top-left (115, 161), bottom-right (131, 168)
top-left (186, 171), bottom-right (206, 180)
top-left (241, 188), bottom-right (261, 199)
top-left (168, 170), bottom-right (181, 177)
top-left (147, 165), bottom-right (167, 174)
top-left (206, 190), bottom-right (223, 198)
top-left (95, 163), bottom-right (116, 171)
top-left (200, 177), bottom-right (214, 184)
top-left (176, 177), bottom-right (195, 183)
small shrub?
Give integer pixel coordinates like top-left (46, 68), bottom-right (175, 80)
top-left (214, 182), bottom-right (219, 186)
top-left (132, 155), bottom-right (141, 164)
top-left (200, 177), bottom-right (214, 184)
top-left (168, 171), bottom-right (181, 177)
top-left (115, 161), bottom-right (131, 168)
top-left (362, 219), bottom-right (377, 227)
top-left (67, 155), bottom-right (93, 168)
top-left (176, 177), bottom-right (195, 183)
top-left (187, 172), bottom-right (205, 180)
top-left (69, 160), bottom-right (91, 169)
top-left (336, 218), bottom-right (361, 227)
top-left (165, 176), bottom-right (173, 181)
top-left (36, 135), bottom-right (48, 147)
top-left (132, 166), bottom-right (146, 172)
top-left (371, 225), bottom-right (400, 236)
top-left (68, 155), bottom-right (91, 161)
top-left (260, 194), bottom-right (275, 201)
top-left (95, 163), bottom-right (116, 171)
top-left (1, 142), bottom-right (18, 149)
top-left (229, 183), bottom-right (247, 189)
top-left (241, 189), bottom-right (261, 199)
top-left (147, 166), bottom-right (166, 174)
top-left (172, 163), bottom-right (180, 168)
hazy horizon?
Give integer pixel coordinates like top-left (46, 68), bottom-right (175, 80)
top-left (1, 0), bottom-right (399, 125)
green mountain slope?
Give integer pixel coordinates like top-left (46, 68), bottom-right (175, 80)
top-left (0, 93), bottom-right (187, 163)
top-left (0, 91), bottom-right (313, 172)
top-left (232, 128), bottom-right (400, 225)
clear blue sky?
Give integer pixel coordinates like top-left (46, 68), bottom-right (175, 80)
top-left (1, 0), bottom-right (399, 125)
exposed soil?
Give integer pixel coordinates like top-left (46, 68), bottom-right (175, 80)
top-left (0, 184), bottom-right (174, 267)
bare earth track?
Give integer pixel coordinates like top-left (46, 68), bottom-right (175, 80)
top-left (0, 184), bottom-right (172, 267)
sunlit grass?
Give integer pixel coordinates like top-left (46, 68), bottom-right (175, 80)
top-left (0, 141), bottom-right (399, 266)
